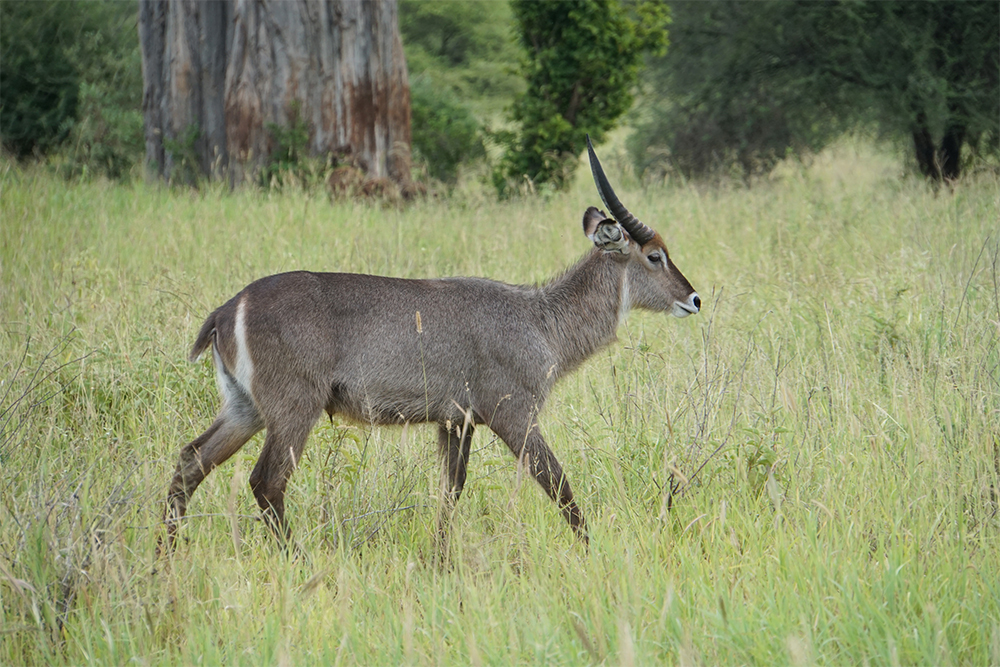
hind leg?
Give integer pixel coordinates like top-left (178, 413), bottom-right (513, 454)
top-left (160, 397), bottom-right (263, 553)
top-left (248, 402), bottom-right (322, 543)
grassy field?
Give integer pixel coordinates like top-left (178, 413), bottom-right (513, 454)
top-left (2, 143), bottom-right (999, 665)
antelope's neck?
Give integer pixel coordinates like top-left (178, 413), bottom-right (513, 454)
top-left (537, 250), bottom-right (629, 376)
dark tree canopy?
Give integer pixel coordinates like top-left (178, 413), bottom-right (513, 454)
top-left (0, 1), bottom-right (79, 158)
top-left (841, 1), bottom-right (1000, 180)
top-left (496, 0), bottom-right (669, 194)
top-left (1, 1), bottom-right (144, 177)
top-left (631, 0), bottom-right (999, 182)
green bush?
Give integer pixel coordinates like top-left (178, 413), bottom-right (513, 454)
top-left (259, 101), bottom-right (314, 189)
top-left (494, 0), bottom-right (668, 195)
top-left (1, 0), bottom-right (143, 179)
top-left (410, 77), bottom-right (485, 184)
top-left (0, 1), bottom-right (80, 158)
top-left (57, 3), bottom-right (144, 180)
top-left (399, 0), bottom-right (523, 120)
top-left (59, 82), bottom-right (143, 181)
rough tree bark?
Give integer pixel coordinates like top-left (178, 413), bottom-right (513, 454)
top-left (139, 0), bottom-right (411, 187)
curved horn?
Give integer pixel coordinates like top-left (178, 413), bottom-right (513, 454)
top-left (586, 135), bottom-right (656, 245)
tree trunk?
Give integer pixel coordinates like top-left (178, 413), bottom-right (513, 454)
top-left (939, 118), bottom-right (965, 181)
top-left (139, 0), bottom-right (410, 187)
top-left (912, 111), bottom-right (941, 181)
top-left (911, 110), bottom-right (967, 183)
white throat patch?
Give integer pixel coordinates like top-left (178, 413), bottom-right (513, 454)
top-left (618, 272), bottom-right (632, 326)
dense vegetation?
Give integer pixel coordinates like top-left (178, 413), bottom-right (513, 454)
top-left (2, 141), bottom-right (999, 664)
top-left (399, 0), bottom-right (522, 120)
top-left (630, 0), bottom-right (1000, 182)
top-left (0, 0), bottom-right (142, 178)
top-left (399, 0), bottom-right (521, 184)
top-left (3, 0), bottom-right (997, 188)
top-left (493, 0), bottom-right (668, 194)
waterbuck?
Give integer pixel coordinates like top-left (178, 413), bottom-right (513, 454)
top-left (160, 138), bottom-right (699, 551)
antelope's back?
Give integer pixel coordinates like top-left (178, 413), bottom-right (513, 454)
top-left (212, 271), bottom-right (553, 424)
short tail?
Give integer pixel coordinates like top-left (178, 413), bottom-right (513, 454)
top-left (189, 308), bottom-right (220, 362)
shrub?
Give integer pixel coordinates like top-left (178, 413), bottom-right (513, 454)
top-left (494, 0), bottom-right (668, 195)
top-left (1, 0), bottom-right (144, 179)
top-left (410, 76), bottom-right (485, 184)
top-left (0, 1), bottom-right (80, 158)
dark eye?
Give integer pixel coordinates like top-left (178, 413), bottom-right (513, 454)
top-left (648, 253), bottom-right (662, 264)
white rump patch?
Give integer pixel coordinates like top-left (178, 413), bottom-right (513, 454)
top-left (233, 297), bottom-right (255, 397)
top-left (213, 345), bottom-right (235, 405)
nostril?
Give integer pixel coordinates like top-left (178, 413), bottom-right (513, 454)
top-left (692, 294), bottom-right (701, 311)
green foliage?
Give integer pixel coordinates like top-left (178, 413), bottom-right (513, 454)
top-left (0, 1), bottom-right (81, 158)
top-left (0, 0), bottom-right (143, 178)
top-left (399, 0), bottom-right (520, 183)
top-left (834, 1), bottom-right (1000, 180)
top-left (630, 0), bottom-right (1000, 182)
top-left (399, 0), bottom-right (523, 116)
top-left (630, 1), bottom-right (847, 182)
top-left (56, 81), bottom-right (144, 181)
top-left (259, 101), bottom-right (316, 189)
top-left (163, 124), bottom-right (203, 187)
top-left (56, 3), bottom-right (144, 180)
top-left (400, 0), bottom-right (510, 68)
top-left (494, 0), bottom-right (668, 194)
top-left (410, 77), bottom-right (485, 184)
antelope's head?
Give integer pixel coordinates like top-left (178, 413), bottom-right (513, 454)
top-left (584, 136), bottom-right (700, 318)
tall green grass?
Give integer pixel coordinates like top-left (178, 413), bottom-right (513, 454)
top-left (2, 142), bottom-right (999, 665)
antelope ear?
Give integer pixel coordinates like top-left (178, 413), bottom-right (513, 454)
top-left (582, 206), bottom-right (609, 238)
top-left (592, 219), bottom-right (630, 254)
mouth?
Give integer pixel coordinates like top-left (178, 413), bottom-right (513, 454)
top-left (671, 302), bottom-right (697, 318)
top-left (671, 293), bottom-right (701, 318)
